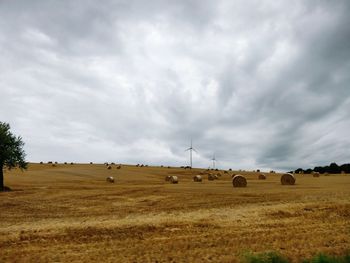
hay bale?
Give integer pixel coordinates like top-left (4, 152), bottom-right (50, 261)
top-left (232, 175), bottom-right (247, 187)
top-left (193, 175), bottom-right (202, 182)
top-left (107, 165), bottom-right (112, 170)
top-left (117, 165), bottom-right (121, 169)
top-left (312, 172), bottom-right (320, 177)
top-left (106, 176), bottom-right (114, 183)
top-left (208, 174), bottom-right (216, 181)
top-left (216, 173), bottom-right (221, 177)
top-left (165, 175), bottom-right (172, 182)
top-left (281, 173), bottom-right (296, 185)
top-left (224, 171), bottom-right (228, 174)
top-left (258, 173), bottom-right (266, 180)
top-left (70, 162), bottom-right (74, 165)
top-left (170, 175), bottom-right (178, 184)
top-left (257, 169), bottom-right (260, 172)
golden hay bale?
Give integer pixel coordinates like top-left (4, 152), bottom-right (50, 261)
top-left (165, 175), bottom-right (172, 182)
top-left (193, 175), bottom-right (202, 182)
top-left (312, 172), bottom-right (320, 177)
top-left (106, 176), bottom-right (114, 183)
top-left (107, 165), bottom-right (112, 170)
top-left (170, 175), bottom-right (178, 184)
top-left (232, 175), bottom-right (247, 187)
top-left (281, 173), bottom-right (296, 185)
top-left (208, 174), bottom-right (216, 181)
top-left (216, 173), bottom-right (221, 177)
top-left (117, 165), bottom-right (121, 169)
top-left (258, 173), bottom-right (266, 180)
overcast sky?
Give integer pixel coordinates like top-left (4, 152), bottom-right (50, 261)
top-left (1, 0), bottom-right (349, 171)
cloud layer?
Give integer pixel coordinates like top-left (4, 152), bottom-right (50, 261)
top-left (1, 0), bottom-right (350, 171)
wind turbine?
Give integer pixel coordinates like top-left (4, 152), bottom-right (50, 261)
top-left (211, 154), bottom-right (216, 169)
top-left (185, 139), bottom-right (197, 168)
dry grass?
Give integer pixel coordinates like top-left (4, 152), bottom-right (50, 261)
top-left (0, 164), bottom-right (349, 262)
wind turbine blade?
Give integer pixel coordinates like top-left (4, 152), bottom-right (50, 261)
top-left (185, 148), bottom-right (191, 151)
top-left (192, 148), bottom-right (198, 153)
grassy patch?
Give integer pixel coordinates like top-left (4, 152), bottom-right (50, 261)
top-left (302, 253), bottom-right (350, 263)
top-left (243, 252), bottom-right (350, 263)
top-left (242, 251), bottom-right (289, 263)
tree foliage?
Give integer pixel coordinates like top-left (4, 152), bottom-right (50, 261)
top-left (289, 162), bottom-right (350, 174)
top-left (0, 122), bottom-right (27, 191)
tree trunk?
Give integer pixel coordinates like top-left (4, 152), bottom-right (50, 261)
top-left (0, 165), bottom-right (3, 191)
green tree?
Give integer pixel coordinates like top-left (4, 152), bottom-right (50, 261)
top-left (0, 122), bottom-right (27, 191)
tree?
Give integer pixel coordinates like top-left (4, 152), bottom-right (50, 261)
top-left (0, 122), bottom-right (27, 191)
top-left (329, 162), bottom-right (340, 174)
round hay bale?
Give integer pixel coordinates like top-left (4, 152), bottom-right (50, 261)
top-left (90, 162), bottom-right (93, 164)
top-left (216, 173), bottom-right (221, 177)
top-left (208, 174), bottom-right (216, 181)
top-left (312, 172), bottom-right (320, 177)
top-left (281, 173), bottom-right (296, 185)
top-left (232, 175), bottom-right (247, 187)
top-left (193, 175), bottom-right (202, 182)
top-left (106, 176), bottom-right (114, 183)
top-left (107, 165), bottom-right (112, 170)
top-left (117, 165), bottom-right (121, 169)
top-left (165, 175), bottom-right (172, 182)
top-left (170, 175), bottom-right (178, 184)
top-left (258, 173), bottom-right (266, 180)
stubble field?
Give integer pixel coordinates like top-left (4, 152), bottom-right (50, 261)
top-left (0, 163), bottom-right (349, 262)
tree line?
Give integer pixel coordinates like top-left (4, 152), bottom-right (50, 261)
top-left (289, 162), bottom-right (350, 174)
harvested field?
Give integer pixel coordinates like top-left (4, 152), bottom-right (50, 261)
top-left (1, 163), bottom-right (350, 262)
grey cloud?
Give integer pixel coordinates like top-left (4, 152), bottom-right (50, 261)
top-left (1, 0), bottom-right (349, 171)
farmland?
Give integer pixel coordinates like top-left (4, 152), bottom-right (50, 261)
top-left (1, 163), bottom-right (349, 262)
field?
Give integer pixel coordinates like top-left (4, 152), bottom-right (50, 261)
top-left (1, 164), bottom-right (349, 262)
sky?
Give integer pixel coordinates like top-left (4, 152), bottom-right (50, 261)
top-left (1, 0), bottom-right (349, 171)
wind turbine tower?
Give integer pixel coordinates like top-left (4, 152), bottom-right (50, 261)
top-left (185, 139), bottom-right (197, 168)
top-left (211, 154), bottom-right (216, 169)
